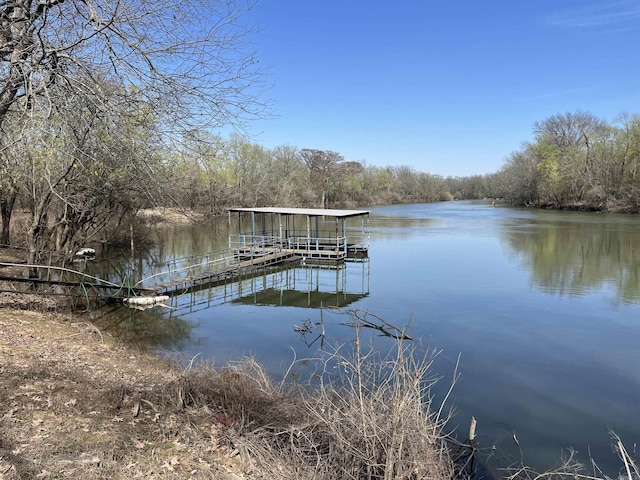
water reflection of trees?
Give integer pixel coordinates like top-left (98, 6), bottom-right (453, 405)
top-left (368, 215), bottom-right (435, 241)
top-left (91, 304), bottom-right (194, 351)
top-left (501, 218), bottom-right (640, 303)
top-left (83, 221), bottom-right (233, 285)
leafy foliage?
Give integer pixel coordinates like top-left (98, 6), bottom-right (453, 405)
top-left (495, 111), bottom-right (640, 210)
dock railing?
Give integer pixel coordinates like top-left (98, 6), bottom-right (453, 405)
top-left (135, 249), bottom-right (237, 289)
top-left (229, 233), bottom-right (285, 251)
top-left (229, 229), bottom-right (350, 258)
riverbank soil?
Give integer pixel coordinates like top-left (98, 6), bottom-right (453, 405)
top-left (0, 304), bottom-right (247, 480)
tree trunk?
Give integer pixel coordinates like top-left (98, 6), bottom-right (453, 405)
top-left (26, 225), bottom-right (39, 278)
top-left (0, 190), bottom-right (16, 245)
top-left (26, 195), bottom-right (51, 278)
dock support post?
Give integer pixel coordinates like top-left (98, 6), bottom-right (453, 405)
top-left (306, 215), bottom-right (311, 254)
top-left (251, 212), bottom-right (256, 260)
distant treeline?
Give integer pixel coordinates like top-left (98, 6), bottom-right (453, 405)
top-left (171, 110), bottom-right (640, 213)
top-left (169, 134), bottom-right (459, 214)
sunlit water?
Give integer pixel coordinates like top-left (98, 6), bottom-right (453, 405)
top-left (88, 201), bottom-right (640, 475)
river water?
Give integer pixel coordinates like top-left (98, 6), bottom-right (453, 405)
top-left (90, 201), bottom-right (640, 475)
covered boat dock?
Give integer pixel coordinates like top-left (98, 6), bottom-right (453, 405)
top-left (228, 207), bottom-right (370, 263)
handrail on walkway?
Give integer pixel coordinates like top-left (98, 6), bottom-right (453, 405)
top-left (135, 248), bottom-right (241, 288)
top-left (229, 233), bottom-right (349, 253)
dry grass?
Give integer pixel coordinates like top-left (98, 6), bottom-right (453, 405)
top-left (500, 432), bottom-right (639, 480)
top-left (234, 328), bottom-right (457, 480)
top-left (502, 432), bottom-right (640, 480)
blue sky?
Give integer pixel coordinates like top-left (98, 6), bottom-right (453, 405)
top-left (239, 1), bottom-right (640, 176)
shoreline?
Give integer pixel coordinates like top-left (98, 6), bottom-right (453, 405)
top-left (0, 306), bottom-right (249, 479)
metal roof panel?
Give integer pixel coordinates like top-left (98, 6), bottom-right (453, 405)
top-left (228, 207), bottom-right (369, 218)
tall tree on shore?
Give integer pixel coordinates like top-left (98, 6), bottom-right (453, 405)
top-left (533, 111), bottom-right (604, 203)
top-left (0, 0), bottom-right (266, 254)
top-left (14, 79), bottom-right (167, 268)
top-left (300, 149), bottom-right (344, 208)
top-left (612, 113), bottom-right (640, 201)
top-left (0, 120), bottom-right (21, 244)
top-left (266, 145), bottom-right (305, 206)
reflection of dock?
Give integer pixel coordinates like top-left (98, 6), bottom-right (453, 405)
top-left (141, 207), bottom-right (370, 296)
top-left (168, 261), bottom-right (370, 317)
top-left (231, 261), bottom-right (370, 308)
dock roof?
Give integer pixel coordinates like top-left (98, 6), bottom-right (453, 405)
top-left (228, 207), bottom-right (369, 218)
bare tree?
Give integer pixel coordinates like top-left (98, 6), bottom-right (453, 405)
top-left (265, 144), bottom-right (305, 205)
top-left (0, 0), bottom-right (266, 131)
top-left (9, 80), bottom-right (167, 270)
top-left (498, 149), bottom-right (540, 206)
top-left (533, 111), bottom-right (605, 202)
top-left (175, 130), bottom-right (232, 214)
top-left (0, 0), bottom-right (266, 252)
top-left (612, 113), bottom-right (640, 197)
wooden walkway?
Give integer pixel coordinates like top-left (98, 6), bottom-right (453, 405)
top-left (146, 250), bottom-right (300, 295)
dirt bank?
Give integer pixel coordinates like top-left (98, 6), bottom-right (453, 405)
top-left (0, 306), bottom-right (248, 479)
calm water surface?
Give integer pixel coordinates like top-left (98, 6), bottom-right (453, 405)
top-left (92, 201), bottom-right (640, 475)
